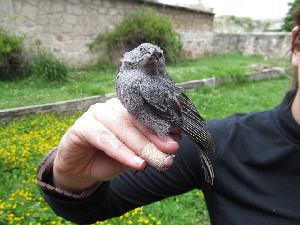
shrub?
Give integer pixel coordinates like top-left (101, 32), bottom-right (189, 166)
top-left (28, 51), bottom-right (69, 82)
top-left (0, 26), bottom-right (27, 81)
top-left (89, 8), bottom-right (183, 64)
top-left (282, 0), bottom-right (300, 31)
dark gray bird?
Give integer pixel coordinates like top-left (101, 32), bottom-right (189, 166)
top-left (116, 43), bottom-right (214, 185)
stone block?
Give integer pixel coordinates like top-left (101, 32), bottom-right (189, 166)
top-left (24, 19), bottom-right (36, 27)
top-left (66, 4), bottom-right (83, 15)
top-left (20, 4), bottom-right (38, 19)
top-left (108, 8), bottom-right (118, 16)
top-left (0, 0), bottom-right (8, 11)
top-left (63, 14), bottom-right (77, 24)
top-left (27, 0), bottom-right (38, 6)
top-left (81, 0), bottom-right (92, 3)
top-left (103, 0), bottom-right (111, 8)
top-left (92, 0), bottom-right (101, 6)
top-left (84, 24), bottom-right (97, 36)
top-left (0, 95), bottom-right (110, 123)
top-left (72, 25), bottom-right (85, 35)
top-left (61, 24), bottom-right (73, 34)
top-left (48, 14), bottom-right (63, 25)
top-left (247, 68), bottom-right (284, 81)
top-left (12, 0), bottom-right (22, 13)
top-left (51, 2), bottom-right (65, 13)
top-left (39, 33), bottom-right (54, 44)
top-left (64, 40), bottom-right (83, 52)
top-left (98, 6), bottom-right (108, 15)
top-left (178, 78), bottom-right (216, 90)
top-left (37, 14), bottom-right (49, 25)
top-left (38, 1), bottom-right (51, 11)
top-left (67, 0), bottom-right (80, 4)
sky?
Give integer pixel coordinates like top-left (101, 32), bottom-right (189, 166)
top-left (159, 0), bottom-right (291, 20)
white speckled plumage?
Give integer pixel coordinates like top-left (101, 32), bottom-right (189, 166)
top-left (116, 43), bottom-right (214, 185)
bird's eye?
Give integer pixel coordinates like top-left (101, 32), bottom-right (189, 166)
top-left (139, 47), bottom-right (144, 52)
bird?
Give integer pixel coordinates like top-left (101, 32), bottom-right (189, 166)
top-left (116, 43), bottom-right (214, 185)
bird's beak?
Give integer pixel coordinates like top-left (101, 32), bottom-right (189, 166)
top-left (147, 48), bottom-right (163, 61)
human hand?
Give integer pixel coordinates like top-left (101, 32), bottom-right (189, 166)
top-left (52, 98), bottom-right (180, 193)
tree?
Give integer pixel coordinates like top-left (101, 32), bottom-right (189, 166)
top-left (282, 0), bottom-right (300, 31)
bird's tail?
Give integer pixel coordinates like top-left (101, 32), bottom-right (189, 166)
top-left (196, 144), bottom-right (214, 185)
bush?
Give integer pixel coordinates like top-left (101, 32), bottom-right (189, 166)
top-left (0, 26), bottom-right (27, 81)
top-left (282, 0), bottom-right (300, 31)
top-left (89, 8), bottom-right (183, 63)
top-left (28, 51), bottom-right (69, 82)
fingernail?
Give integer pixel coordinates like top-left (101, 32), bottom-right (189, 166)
top-left (133, 156), bottom-right (145, 166)
top-left (164, 136), bottom-right (179, 144)
top-left (167, 141), bottom-right (178, 144)
top-left (162, 154), bottom-right (175, 169)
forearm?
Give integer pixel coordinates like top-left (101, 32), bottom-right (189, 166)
top-left (43, 181), bottom-right (110, 224)
top-left (41, 136), bottom-right (203, 224)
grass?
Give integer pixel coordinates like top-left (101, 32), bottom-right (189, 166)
top-left (0, 53), bottom-right (289, 110)
top-left (0, 73), bottom-right (116, 110)
top-left (187, 77), bottom-right (290, 119)
top-left (168, 53), bottom-right (289, 83)
top-left (0, 76), bottom-right (291, 225)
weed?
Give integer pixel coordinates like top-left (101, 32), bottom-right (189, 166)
top-left (0, 26), bottom-right (27, 81)
top-left (28, 51), bottom-right (69, 82)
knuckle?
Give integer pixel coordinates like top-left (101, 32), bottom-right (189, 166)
top-left (96, 128), bottom-right (114, 147)
top-left (114, 142), bottom-right (126, 155)
top-left (62, 126), bottom-right (85, 147)
top-left (115, 117), bottom-right (136, 136)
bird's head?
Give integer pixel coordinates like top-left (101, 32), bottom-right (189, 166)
top-left (120, 43), bottom-right (165, 69)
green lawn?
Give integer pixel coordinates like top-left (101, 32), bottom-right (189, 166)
top-left (0, 53), bottom-right (289, 110)
top-left (0, 76), bottom-right (291, 225)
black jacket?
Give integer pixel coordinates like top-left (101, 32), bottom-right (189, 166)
top-left (44, 90), bottom-right (300, 224)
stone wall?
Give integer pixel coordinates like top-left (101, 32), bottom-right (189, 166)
top-left (0, 0), bottom-right (214, 66)
top-left (213, 32), bottom-right (291, 59)
top-left (0, 0), bottom-right (291, 67)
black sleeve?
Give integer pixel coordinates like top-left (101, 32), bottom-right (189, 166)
top-left (43, 135), bottom-right (205, 224)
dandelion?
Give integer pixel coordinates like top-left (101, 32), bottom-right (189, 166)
top-left (1, 112), bottom-right (164, 225)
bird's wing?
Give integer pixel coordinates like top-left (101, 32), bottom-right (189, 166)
top-left (139, 78), bottom-right (182, 123)
top-left (178, 93), bottom-right (215, 184)
top-left (178, 93), bottom-right (206, 126)
top-left (178, 93), bottom-right (214, 153)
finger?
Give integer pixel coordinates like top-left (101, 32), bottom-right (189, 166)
top-left (140, 142), bottom-right (175, 171)
top-left (96, 100), bottom-right (178, 170)
top-left (105, 99), bottom-right (180, 154)
top-left (133, 121), bottom-right (181, 153)
top-left (72, 111), bottom-right (147, 170)
top-left (91, 103), bottom-right (150, 154)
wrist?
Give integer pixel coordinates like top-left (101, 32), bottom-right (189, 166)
top-left (37, 147), bottom-right (103, 199)
top-left (52, 166), bottom-right (100, 194)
